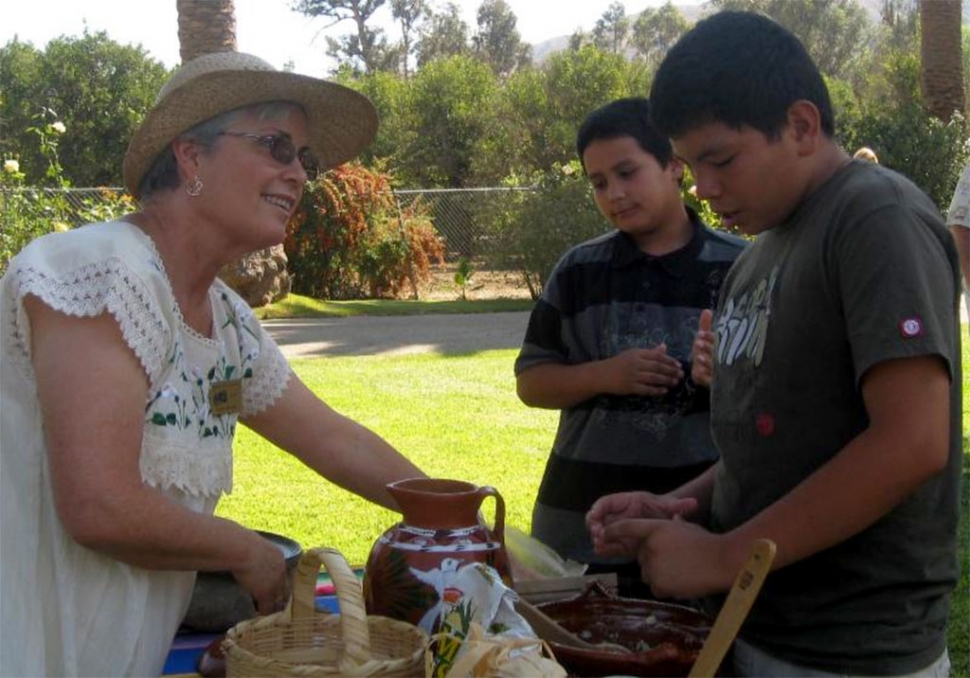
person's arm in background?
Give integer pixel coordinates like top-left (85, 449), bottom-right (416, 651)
top-left (950, 224), bottom-right (970, 292)
top-left (946, 162), bottom-right (970, 296)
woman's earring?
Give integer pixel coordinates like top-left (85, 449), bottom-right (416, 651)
top-left (186, 174), bottom-right (203, 197)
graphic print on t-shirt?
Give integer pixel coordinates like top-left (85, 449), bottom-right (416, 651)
top-left (715, 265), bottom-right (779, 369)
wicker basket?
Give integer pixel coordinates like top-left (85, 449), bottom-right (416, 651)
top-left (223, 547), bottom-right (428, 677)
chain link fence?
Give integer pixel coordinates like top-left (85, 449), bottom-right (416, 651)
top-left (394, 187), bottom-right (533, 262)
top-left (2, 186), bottom-right (534, 264)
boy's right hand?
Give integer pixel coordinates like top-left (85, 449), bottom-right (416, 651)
top-left (586, 491), bottom-right (699, 558)
top-left (604, 344), bottom-right (683, 396)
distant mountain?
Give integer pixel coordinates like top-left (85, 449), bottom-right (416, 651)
top-left (529, 0), bottom-right (969, 63)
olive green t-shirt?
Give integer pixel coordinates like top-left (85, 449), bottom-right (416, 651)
top-left (708, 160), bottom-right (962, 674)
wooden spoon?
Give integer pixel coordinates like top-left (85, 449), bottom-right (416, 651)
top-left (515, 596), bottom-right (631, 654)
top-left (688, 538), bottom-right (777, 678)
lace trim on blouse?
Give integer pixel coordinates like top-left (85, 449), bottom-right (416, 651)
top-left (243, 345), bottom-right (292, 417)
top-left (6, 257), bottom-right (169, 384)
top-left (140, 432), bottom-right (233, 497)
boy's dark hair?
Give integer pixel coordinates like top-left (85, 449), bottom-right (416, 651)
top-left (576, 98), bottom-right (674, 170)
top-left (649, 11), bottom-right (835, 141)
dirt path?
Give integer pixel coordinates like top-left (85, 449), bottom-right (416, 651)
top-left (264, 311), bottom-right (531, 358)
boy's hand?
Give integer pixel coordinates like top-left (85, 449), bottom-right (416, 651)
top-left (690, 310), bottom-right (714, 387)
top-left (604, 344), bottom-right (683, 395)
top-left (602, 518), bottom-right (733, 599)
top-left (586, 491), bottom-right (699, 558)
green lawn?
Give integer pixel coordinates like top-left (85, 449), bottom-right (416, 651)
top-left (219, 322), bottom-right (970, 675)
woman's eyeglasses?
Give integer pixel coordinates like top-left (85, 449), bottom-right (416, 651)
top-left (218, 131), bottom-right (320, 180)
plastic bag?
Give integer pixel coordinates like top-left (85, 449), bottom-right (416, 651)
top-left (425, 562), bottom-right (566, 677)
top-left (504, 526), bottom-right (587, 581)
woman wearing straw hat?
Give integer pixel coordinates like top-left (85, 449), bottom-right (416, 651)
top-left (0, 52), bottom-right (426, 676)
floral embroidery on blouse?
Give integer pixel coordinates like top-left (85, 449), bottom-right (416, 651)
top-left (144, 290), bottom-right (262, 439)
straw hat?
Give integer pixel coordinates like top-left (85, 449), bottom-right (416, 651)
top-left (122, 51), bottom-right (378, 198)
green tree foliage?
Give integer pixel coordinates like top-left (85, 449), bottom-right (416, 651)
top-left (390, 0), bottom-right (427, 78)
top-left (285, 162), bottom-right (445, 299)
top-left (0, 40), bottom-right (43, 164)
top-left (631, 2), bottom-right (690, 67)
top-left (710, 0), bottom-right (873, 80)
top-left (293, 0), bottom-right (398, 74)
top-left (404, 55), bottom-right (499, 187)
top-left (472, 0), bottom-right (531, 76)
top-left (473, 46), bottom-right (650, 184)
top-left (0, 32), bottom-right (169, 187)
top-left (592, 2), bottom-right (631, 55)
top-left (340, 69), bottom-right (416, 177)
top-left (415, 2), bottom-right (470, 68)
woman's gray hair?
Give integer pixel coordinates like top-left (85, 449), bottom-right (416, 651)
top-left (137, 101), bottom-right (305, 200)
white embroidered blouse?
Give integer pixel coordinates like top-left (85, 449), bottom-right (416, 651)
top-left (0, 219), bottom-right (292, 676)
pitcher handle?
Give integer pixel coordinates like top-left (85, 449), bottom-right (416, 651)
top-left (476, 485), bottom-right (506, 546)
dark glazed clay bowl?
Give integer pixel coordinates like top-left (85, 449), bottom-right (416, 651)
top-left (535, 582), bottom-right (713, 677)
top-left (180, 530), bottom-right (302, 633)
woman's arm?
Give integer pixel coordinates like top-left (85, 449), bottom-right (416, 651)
top-left (242, 376), bottom-right (426, 511)
top-left (27, 297), bottom-right (288, 612)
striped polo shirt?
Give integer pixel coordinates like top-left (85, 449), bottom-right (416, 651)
top-left (515, 211), bottom-right (746, 564)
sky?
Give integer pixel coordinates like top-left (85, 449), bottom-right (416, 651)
top-left (1, 0), bottom-right (702, 78)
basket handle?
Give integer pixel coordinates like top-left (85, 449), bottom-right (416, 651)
top-left (289, 547), bottom-right (372, 669)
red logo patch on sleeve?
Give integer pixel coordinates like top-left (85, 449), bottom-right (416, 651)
top-left (899, 317), bottom-right (924, 338)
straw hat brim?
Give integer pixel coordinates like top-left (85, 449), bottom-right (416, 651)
top-left (122, 69), bottom-right (378, 198)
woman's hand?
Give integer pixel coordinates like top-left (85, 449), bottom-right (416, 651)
top-left (690, 310), bottom-right (714, 387)
top-left (231, 531), bottom-right (289, 615)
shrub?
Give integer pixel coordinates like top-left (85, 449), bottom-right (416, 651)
top-left (0, 182), bottom-right (136, 275)
top-left (831, 53), bottom-right (970, 213)
top-left (285, 162), bottom-right (445, 300)
top-left (848, 106), bottom-right (969, 213)
top-left (479, 162), bottom-right (608, 299)
top-left (1, 110), bottom-right (134, 275)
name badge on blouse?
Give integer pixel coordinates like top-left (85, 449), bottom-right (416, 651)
top-left (209, 380), bottom-right (242, 416)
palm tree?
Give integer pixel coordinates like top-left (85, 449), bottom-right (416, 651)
top-left (919, 0), bottom-right (965, 121)
top-left (177, 0), bottom-right (237, 63)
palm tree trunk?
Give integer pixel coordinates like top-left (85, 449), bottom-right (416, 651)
top-left (920, 0), bottom-right (965, 121)
top-left (177, 0), bottom-right (238, 63)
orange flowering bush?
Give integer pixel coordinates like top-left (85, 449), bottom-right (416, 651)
top-left (286, 162), bottom-right (445, 300)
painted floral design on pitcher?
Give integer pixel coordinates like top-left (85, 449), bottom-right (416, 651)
top-left (363, 478), bottom-right (512, 634)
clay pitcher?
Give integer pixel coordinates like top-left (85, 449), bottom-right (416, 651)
top-left (363, 477), bottom-right (512, 634)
